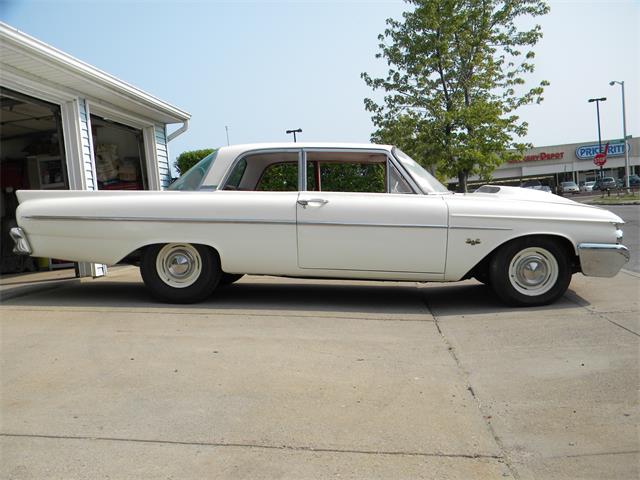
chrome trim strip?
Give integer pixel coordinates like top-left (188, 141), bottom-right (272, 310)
top-left (450, 213), bottom-right (613, 223)
top-left (22, 215), bottom-right (296, 226)
top-left (298, 221), bottom-right (447, 229)
top-left (24, 215), bottom-right (449, 230)
top-left (450, 225), bottom-right (512, 231)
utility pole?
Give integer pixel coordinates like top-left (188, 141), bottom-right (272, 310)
top-left (225, 126), bottom-right (230, 146)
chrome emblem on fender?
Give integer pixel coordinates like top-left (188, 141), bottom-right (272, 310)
top-left (466, 238), bottom-right (481, 246)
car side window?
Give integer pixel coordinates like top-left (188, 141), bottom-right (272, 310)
top-left (222, 152), bottom-right (298, 191)
top-left (223, 158), bottom-right (247, 190)
top-left (256, 162), bottom-right (298, 191)
top-left (305, 151), bottom-right (412, 194)
top-left (389, 163), bottom-right (413, 194)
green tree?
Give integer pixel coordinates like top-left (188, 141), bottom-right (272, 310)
top-left (174, 148), bottom-right (216, 175)
top-left (362, 0), bottom-right (549, 191)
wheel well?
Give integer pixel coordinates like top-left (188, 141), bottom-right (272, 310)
top-left (466, 234), bottom-right (579, 280)
top-left (118, 243), bottom-right (221, 267)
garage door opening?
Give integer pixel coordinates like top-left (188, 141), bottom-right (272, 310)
top-left (91, 115), bottom-right (147, 190)
top-left (0, 87), bottom-right (70, 275)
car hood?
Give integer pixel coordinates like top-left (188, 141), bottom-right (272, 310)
top-left (469, 185), bottom-right (579, 205)
top-left (446, 185), bottom-right (623, 224)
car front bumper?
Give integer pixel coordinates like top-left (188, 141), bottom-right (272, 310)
top-left (9, 227), bottom-right (32, 255)
top-left (577, 243), bottom-right (630, 277)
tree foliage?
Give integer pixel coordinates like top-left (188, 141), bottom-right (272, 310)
top-left (362, 0), bottom-right (549, 191)
top-left (175, 148), bottom-right (216, 175)
top-left (256, 162), bottom-right (386, 192)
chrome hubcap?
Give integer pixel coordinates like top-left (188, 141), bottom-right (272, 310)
top-left (156, 244), bottom-right (202, 288)
top-left (519, 258), bottom-right (548, 286)
top-left (168, 254), bottom-right (191, 277)
top-left (508, 247), bottom-right (558, 296)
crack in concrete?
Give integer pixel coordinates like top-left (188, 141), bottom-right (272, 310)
top-left (419, 289), bottom-right (521, 480)
top-left (565, 295), bottom-right (640, 337)
top-left (0, 433), bottom-right (503, 460)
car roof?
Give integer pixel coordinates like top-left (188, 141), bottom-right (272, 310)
top-left (204, 142), bottom-right (395, 187)
top-left (217, 142), bottom-right (394, 157)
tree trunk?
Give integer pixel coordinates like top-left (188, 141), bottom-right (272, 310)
top-left (457, 171), bottom-right (468, 193)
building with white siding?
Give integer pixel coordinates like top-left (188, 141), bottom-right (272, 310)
top-left (0, 22), bottom-right (190, 276)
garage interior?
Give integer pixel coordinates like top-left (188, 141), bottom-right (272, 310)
top-left (0, 87), bottom-right (67, 274)
top-left (0, 88), bottom-right (149, 275)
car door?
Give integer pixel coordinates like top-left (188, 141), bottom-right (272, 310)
top-left (296, 149), bottom-right (448, 273)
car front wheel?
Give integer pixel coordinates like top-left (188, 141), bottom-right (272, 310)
top-left (140, 243), bottom-right (221, 303)
top-left (489, 238), bottom-right (572, 307)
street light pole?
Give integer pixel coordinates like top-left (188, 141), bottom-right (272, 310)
top-left (588, 97), bottom-right (607, 177)
top-left (610, 80), bottom-right (630, 191)
top-left (286, 128), bottom-right (302, 142)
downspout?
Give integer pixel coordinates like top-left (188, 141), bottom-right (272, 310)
top-left (167, 119), bottom-right (189, 142)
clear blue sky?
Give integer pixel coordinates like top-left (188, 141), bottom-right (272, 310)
top-left (2, 0), bottom-right (638, 166)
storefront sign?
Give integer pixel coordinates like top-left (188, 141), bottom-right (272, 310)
top-left (576, 141), bottom-right (630, 160)
top-left (509, 151), bottom-right (564, 163)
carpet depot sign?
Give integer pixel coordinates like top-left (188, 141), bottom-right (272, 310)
top-left (575, 141), bottom-right (630, 160)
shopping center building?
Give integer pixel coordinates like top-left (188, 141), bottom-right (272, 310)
top-left (467, 136), bottom-right (638, 188)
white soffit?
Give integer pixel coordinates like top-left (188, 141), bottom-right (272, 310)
top-left (0, 22), bottom-right (190, 125)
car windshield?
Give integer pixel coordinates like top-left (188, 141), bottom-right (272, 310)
top-left (168, 151), bottom-right (218, 191)
top-left (392, 148), bottom-right (450, 194)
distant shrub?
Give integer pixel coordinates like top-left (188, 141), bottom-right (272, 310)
top-left (175, 148), bottom-right (216, 175)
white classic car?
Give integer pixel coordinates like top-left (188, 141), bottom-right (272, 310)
top-left (10, 143), bottom-right (629, 306)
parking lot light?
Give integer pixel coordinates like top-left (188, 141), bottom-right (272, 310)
top-left (588, 97), bottom-right (607, 177)
top-left (609, 81), bottom-right (630, 191)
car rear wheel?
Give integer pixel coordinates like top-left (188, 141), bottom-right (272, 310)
top-left (140, 243), bottom-right (221, 303)
top-left (489, 238), bottom-right (572, 307)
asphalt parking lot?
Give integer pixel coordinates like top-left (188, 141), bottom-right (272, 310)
top-left (1, 265), bottom-right (638, 479)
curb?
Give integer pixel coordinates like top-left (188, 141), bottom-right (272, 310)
top-left (588, 202), bottom-right (640, 206)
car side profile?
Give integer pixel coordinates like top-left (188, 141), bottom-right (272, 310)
top-left (11, 143), bottom-right (629, 307)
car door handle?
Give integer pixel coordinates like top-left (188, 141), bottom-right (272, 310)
top-left (297, 198), bottom-right (329, 207)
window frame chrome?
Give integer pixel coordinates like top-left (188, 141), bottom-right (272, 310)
top-left (300, 147), bottom-right (419, 194)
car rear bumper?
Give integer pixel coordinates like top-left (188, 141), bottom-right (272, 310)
top-left (578, 243), bottom-right (630, 277)
top-left (9, 227), bottom-right (32, 255)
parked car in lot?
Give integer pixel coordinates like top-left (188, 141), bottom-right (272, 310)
top-left (11, 143), bottom-right (629, 307)
top-left (580, 181), bottom-right (596, 192)
top-left (561, 181), bottom-right (580, 194)
top-left (594, 176), bottom-right (618, 191)
top-left (521, 180), bottom-right (553, 194)
top-left (617, 175), bottom-right (640, 188)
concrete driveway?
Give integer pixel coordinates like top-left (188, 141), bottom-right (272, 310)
top-left (1, 268), bottom-right (638, 479)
